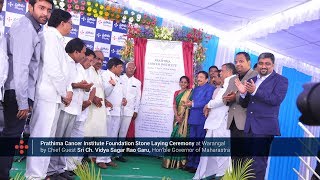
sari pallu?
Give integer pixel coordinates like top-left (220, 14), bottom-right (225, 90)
top-left (162, 89), bottom-right (192, 169)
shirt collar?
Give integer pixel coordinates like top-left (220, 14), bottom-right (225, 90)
top-left (257, 72), bottom-right (272, 80)
top-left (48, 26), bottom-right (64, 40)
top-left (107, 69), bottom-right (117, 77)
top-left (224, 74), bottom-right (236, 84)
top-left (66, 54), bottom-right (75, 63)
top-left (25, 12), bottom-right (42, 33)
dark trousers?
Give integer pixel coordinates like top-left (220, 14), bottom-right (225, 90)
top-left (186, 124), bottom-right (206, 169)
top-left (0, 90), bottom-right (29, 180)
top-left (246, 130), bottom-right (274, 180)
top-left (230, 120), bottom-right (246, 161)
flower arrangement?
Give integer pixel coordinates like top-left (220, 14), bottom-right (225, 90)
top-left (119, 39), bottom-right (134, 61)
top-left (53, 0), bottom-right (66, 10)
top-left (126, 25), bottom-right (211, 63)
top-left (104, 4), bottom-right (122, 21)
top-left (153, 26), bottom-right (174, 41)
top-left (86, 1), bottom-right (104, 18)
top-left (66, 0), bottom-right (86, 14)
top-left (194, 44), bottom-right (206, 63)
top-left (121, 10), bottom-right (157, 28)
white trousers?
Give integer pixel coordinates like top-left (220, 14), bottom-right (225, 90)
top-left (66, 109), bottom-right (87, 171)
top-left (47, 111), bottom-right (76, 176)
top-left (119, 116), bottom-right (133, 138)
top-left (25, 100), bottom-right (61, 180)
top-left (107, 115), bottom-right (121, 138)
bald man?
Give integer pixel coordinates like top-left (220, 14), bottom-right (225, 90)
top-left (116, 61), bottom-right (141, 162)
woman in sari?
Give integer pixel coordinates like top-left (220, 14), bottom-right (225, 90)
top-left (163, 76), bottom-right (192, 169)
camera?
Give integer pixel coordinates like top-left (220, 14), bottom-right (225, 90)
top-left (297, 82), bottom-right (320, 125)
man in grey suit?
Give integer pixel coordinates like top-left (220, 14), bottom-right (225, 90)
top-left (223, 52), bottom-right (258, 161)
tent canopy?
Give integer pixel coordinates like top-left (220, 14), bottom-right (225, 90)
top-left (133, 0), bottom-right (320, 67)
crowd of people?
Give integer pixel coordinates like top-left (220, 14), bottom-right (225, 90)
top-left (0, 0), bottom-right (290, 179)
top-left (164, 52), bottom-right (288, 180)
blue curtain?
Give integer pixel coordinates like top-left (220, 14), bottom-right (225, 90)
top-left (267, 67), bottom-right (312, 180)
top-left (234, 48), bottom-right (258, 68)
top-left (202, 35), bottom-right (219, 72)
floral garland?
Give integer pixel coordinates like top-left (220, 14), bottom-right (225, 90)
top-left (48, 0), bottom-right (159, 26)
top-left (119, 39), bottom-right (134, 61)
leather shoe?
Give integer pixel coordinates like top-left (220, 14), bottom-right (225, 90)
top-left (181, 166), bottom-right (191, 171)
top-left (46, 173), bottom-right (67, 180)
top-left (106, 161), bottom-right (118, 167)
top-left (115, 156), bottom-right (127, 162)
top-left (59, 171), bottom-right (75, 180)
top-left (188, 168), bottom-right (197, 173)
top-left (97, 162), bottom-right (108, 169)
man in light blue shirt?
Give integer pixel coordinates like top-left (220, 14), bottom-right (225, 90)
top-left (0, 0), bottom-right (53, 179)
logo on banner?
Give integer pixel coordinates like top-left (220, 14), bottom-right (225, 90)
top-left (83, 40), bottom-right (94, 50)
top-left (102, 58), bottom-right (109, 70)
top-left (6, 1), bottom-right (26, 14)
top-left (95, 29), bottom-right (111, 44)
top-left (78, 26), bottom-right (96, 41)
top-left (69, 25), bottom-right (79, 38)
top-left (5, 12), bottom-right (24, 28)
top-left (71, 12), bottom-right (80, 25)
top-left (96, 17), bottom-right (113, 31)
top-left (112, 22), bottom-right (127, 33)
top-left (94, 42), bottom-right (110, 57)
top-left (0, 13), bottom-right (5, 22)
top-left (80, 15), bottom-right (97, 28)
top-left (111, 31), bottom-right (126, 46)
top-left (110, 45), bottom-right (122, 58)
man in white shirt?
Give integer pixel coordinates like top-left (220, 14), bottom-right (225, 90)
top-left (116, 61), bottom-right (141, 162)
top-left (66, 48), bottom-right (96, 173)
top-left (47, 38), bottom-right (88, 178)
top-left (25, 9), bottom-right (73, 180)
top-left (194, 63), bottom-right (237, 180)
top-left (85, 51), bottom-right (118, 169)
top-left (101, 57), bottom-right (124, 161)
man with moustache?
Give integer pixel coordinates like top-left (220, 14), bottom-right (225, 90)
top-left (100, 57), bottom-right (124, 168)
top-left (223, 52), bottom-right (258, 161)
top-left (66, 48), bottom-right (96, 173)
top-left (208, 66), bottom-right (218, 86)
top-left (184, 71), bottom-right (215, 173)
top-left (235, 52), bottom-right (288, 179)
top-left (47, 38), bottom-right (88, 179)
top-left (117, 61), bottom-right (141, 162)
top-left (84, 51), bottom-right (117, 169)
top-left (0, 0), bottom-right (53, 179)
top-left (25, 9), bottom-right (73, 180)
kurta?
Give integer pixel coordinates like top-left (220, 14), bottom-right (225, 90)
top-left (84, 67), bottom-right (107, 137)
top-left (193, 75), bottom-right (235, 179)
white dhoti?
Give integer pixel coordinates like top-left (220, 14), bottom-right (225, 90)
top-left (193, 125), bottom-right (231, 180)
top-left (25, 99), bottom-right (61, 180)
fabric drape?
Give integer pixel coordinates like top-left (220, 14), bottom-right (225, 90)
top-left (126, 38), bottom-right (147, 139)
top-left (182, 41), bottom-right (194, 86)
